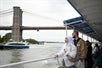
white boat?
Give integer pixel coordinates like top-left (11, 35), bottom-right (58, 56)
top-left (4, 41), bottom-right (29, 49)
top-left (5, 42), bottom-right (28, 45)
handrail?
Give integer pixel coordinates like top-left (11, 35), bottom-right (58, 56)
top-left (0, 57), bottom-right (54, 68)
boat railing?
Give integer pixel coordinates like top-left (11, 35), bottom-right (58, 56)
top-left (0, 57), bottom-right (57, 68)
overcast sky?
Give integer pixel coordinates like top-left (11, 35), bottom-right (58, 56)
top-left (0, 0), bottom-right (80, 42)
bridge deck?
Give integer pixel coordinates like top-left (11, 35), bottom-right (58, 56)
top-left (0, 26), bottom-right (71, 30)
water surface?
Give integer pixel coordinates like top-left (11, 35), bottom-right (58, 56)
top-left (0, 43), bottom-right (64, 68)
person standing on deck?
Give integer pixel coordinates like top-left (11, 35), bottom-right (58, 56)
top-left (85, 40), bottom-right (93, 68)
top-left (55, 36), bottom-right (77, 68)
top-left (95, 42), bottom-right (102, 68)
top-left (72, 30), bottom-right (87, 68)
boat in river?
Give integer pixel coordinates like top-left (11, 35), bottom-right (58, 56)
top-left (0, 41), bottom-right (29, 49)
top-left (5, 41), bottom-right (29, 49)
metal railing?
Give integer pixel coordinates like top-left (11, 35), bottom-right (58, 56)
top-left (0, 57), bottom-right (54, 68)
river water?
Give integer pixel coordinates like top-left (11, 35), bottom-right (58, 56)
top-left (0, 43), bottom-right (64, 68)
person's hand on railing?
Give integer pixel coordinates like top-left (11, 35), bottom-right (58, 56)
top-left (54, 54), bottom-right (58, 58)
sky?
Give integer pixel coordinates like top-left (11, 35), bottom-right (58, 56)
top-left (0, 0), bottom-right (81, 42)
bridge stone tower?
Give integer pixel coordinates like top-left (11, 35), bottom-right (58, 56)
top-left (12, 7), bottom-right (23, 42)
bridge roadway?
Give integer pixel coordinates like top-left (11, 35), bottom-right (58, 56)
top-left (0, 26), bottom-right (71, 30)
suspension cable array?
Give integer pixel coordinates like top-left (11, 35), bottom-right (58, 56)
top-left (23, 10), bottom-right (61, 22)
top-left (0, 8), bottom-right (61, 22)
top-left (0, 8), bottom-right (13, 16)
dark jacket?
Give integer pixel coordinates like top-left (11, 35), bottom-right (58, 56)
top-left (96, 53), bottom-right (102, 68)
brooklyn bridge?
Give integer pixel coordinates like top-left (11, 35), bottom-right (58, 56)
top-left (0, 7), bottom-right (71, 42)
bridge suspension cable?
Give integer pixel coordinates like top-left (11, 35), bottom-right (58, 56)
top-left (23, 10), bottom-right (61, 22)
top-left (0, 8), bottom-right (12, 13)
top-left (0, 8), bottom-right (13, 16)
top-left (0, 11), bottom-right (13, 15)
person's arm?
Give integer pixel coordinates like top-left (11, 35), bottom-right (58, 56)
top-left (54, 44), bottom-right (65, 58)
top-left (69, 44), bottom-right (77, 58)
top-left (66, 44), bottom-right (77, 58)
top-left (57, 46), bottom-right (65, 57)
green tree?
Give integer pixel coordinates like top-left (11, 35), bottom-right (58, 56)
top-left (2, 33), bottom-right (11, 42)
top-left (25, 38), bottom-right (39, 44)
top-left (1, 33), bottom-right (39, 44)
